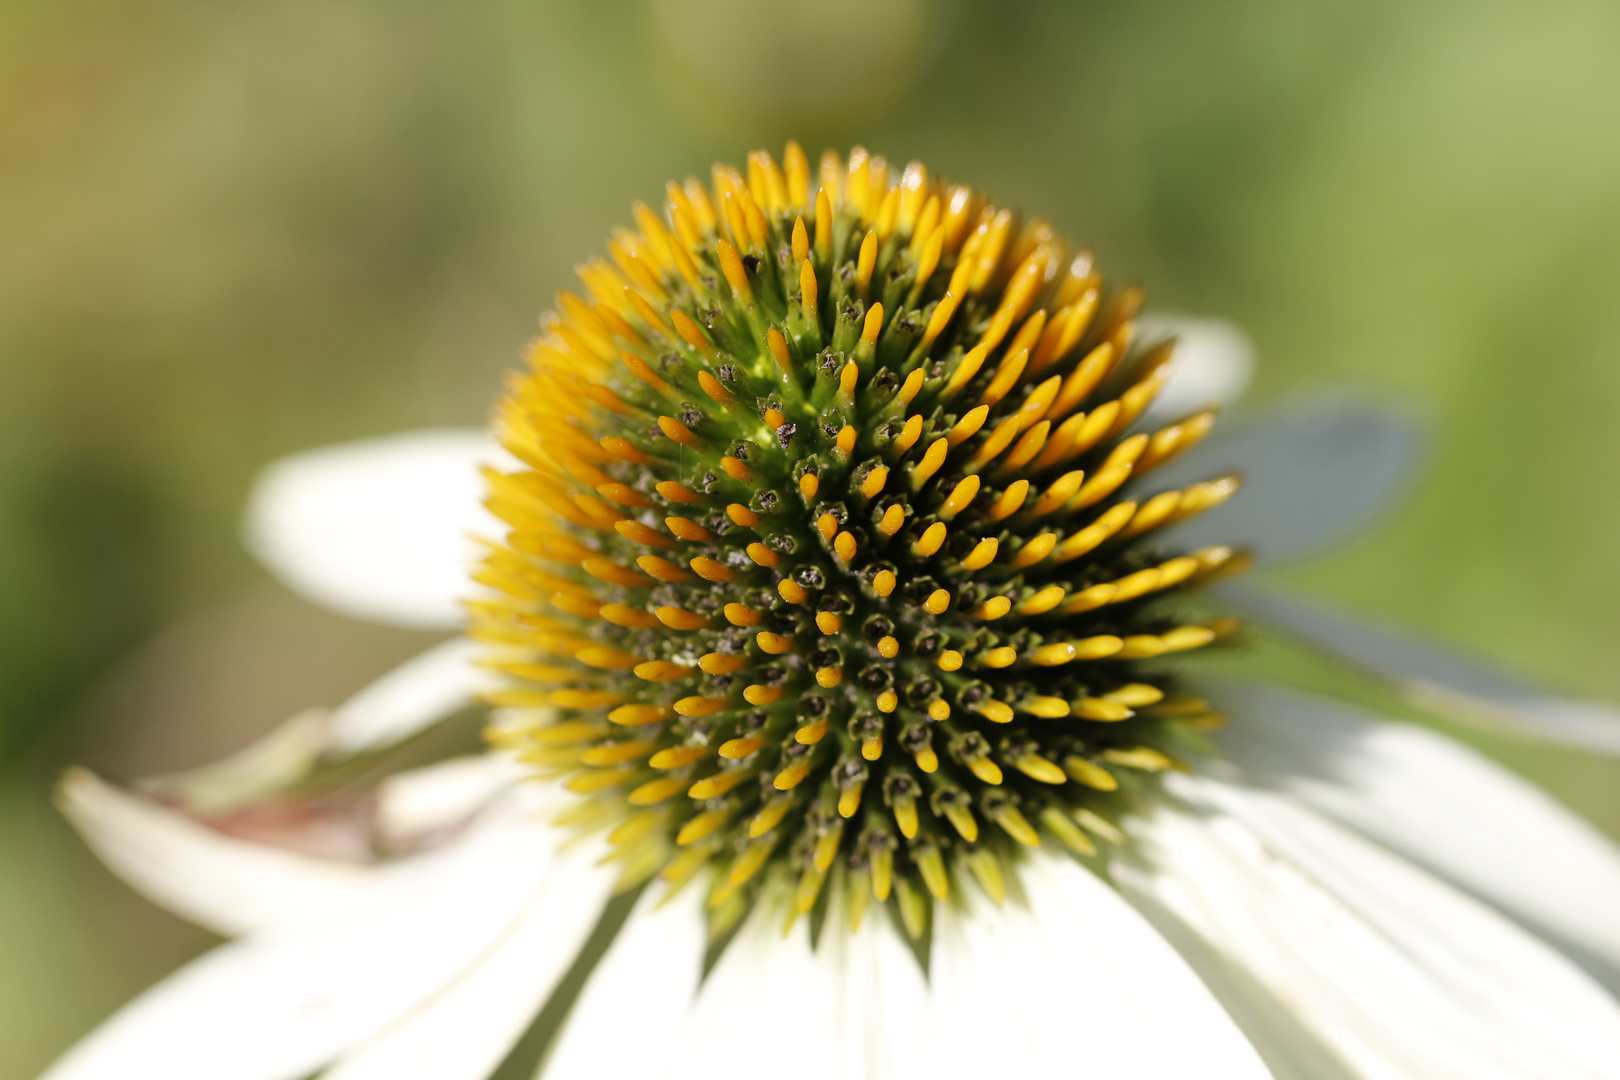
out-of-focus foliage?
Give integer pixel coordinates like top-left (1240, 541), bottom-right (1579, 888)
top-left (4, 0), bottom-right (1620, 1074)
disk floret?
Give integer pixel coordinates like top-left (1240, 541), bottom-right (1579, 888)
top-left (474, 144), bottom-right (1243, 940)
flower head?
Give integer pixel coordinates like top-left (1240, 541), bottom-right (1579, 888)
top-left (40, 142), bottom-right (1620, 1080)
top-left (475, 144), bottom-right (1245, 939)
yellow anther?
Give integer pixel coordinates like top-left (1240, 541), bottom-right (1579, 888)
top-left (910, 437), bottom-right (950, 487)
top-left (795, 719), bottom-right (829, 744)
top-left (616, 519), bottom-right (675, 549)
top-left (1105, 683), bottom-right (1166, 707)
top-left (876, 503), bottom-right (906, 537)
top-left (745, 542), bottom-right (779, 568)
top-left (833, 530), bottom-right (857, 562)
top-left (836, 424), bottom-right (856, 454)
top-left (936, 650), bottom-right (963, 671)
top-left (756, 631), bottom-right (794, 654)
top-left (1076, 698), bottom-right (1134, 722)
top-left (655, 480), bottom-right (705, 505)
top-left (815, 611), bottom-right (843, 635)
top-left (798, 471), bottom-right (820, 499)
top-left (650, 745), bottom-right (711, 769)
top-left (914, 748), bottom-right (939, 773)
top-left (975, 700), bottom-right (1015, 724)
top-left (839, 361), bottom-right (859, 398)
top-left (773, 761), bottom-right (812, 790)
top-left (815, 667), bottom-right (843, 687)
top-left (699, 652), bottom-right (750, 674)
top-left (927, 700), bottom-right (951, 720)
top-left (876, 690), bottom-right (898, 712)
top-left (608, 704), bottom-right (673, 726)
top-left (1010, 533), bottom-right (1058, 569)
top-left (665, 516), bottom-right (713, 542)
top-left (991, 806), bottom-right (1041, 848)
top-left (1074, 635), bottom-right (1126, 659)
top-left (975, 596), bottom-right (1012, 620)
top-left (743, 684), bottom-right (783, 706)
top-left (967, 757), bottom-right (1004, 785)
top-left (873, 569), bottom-right (897, 597)
top-left (689, 769), bottom-right (751, 800)
top-left (1019, 696), bottom-right (1071, 718)
top-left (943, 475), bottom-right (980, 517)
top-left (628, 777), bottom-right (686, 805)
top-left (943, 803), bottom-right (979, 842)
top-left (838, 782), bottom-right (864, 819)
top-left (720, 736), bottom-right (766, 759)
top-left (877, 635), bottom-right (900, 658)
top-left (984, 480), bottom-right (1027, 522)
top-left (861, 304), bottom-right (884, 347)
top-left (689, 556), bottom-right (735, 583)
top-left (779, 578), bottom-right (808, 604)
top-left (749, 799), bottom-right (792, 837)
top-left (861, 465), bottom-right (889, 498)
top-left (575, 645), bottom-right (641, 670)
top-left (657, 415), bottom-right (702, 447)
top-left (1017, 585), bottom-right (1066, 615)
top-left (923, 589), bottom-right (951, 614)
top-left (912, 521), bottom-right (948, 557)
top-left (634, 660), bottom-right (694, 681)
top-left (893, 798), bottom-right (919, 839)
top-left (677, 809), bottom-right (730, 846)
top-left (723, 603), bottom-right (762, 626)
top-left (979, 647), bottom-right (1017, 669)
top-left (960, 537), bottom-right (999, 570)
top-left (673, 696), bottom-right (727, 717)
top-left (637, 554), bottom-right (695, 583)
top-left (948, 404), bottom-right (990, 446)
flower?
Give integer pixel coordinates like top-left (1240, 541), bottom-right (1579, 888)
top-left (44, 146), bottom-right (1620, 1080)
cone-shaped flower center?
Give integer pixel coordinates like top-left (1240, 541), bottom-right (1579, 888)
top-left (473, 144), bottom-right (1243, 943)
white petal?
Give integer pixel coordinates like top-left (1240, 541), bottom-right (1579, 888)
top-left (327, 638), bottom-right (502, 755)
top-left (667, 896), bottom-right (841, 1080)
top-left (58, 767), bottom-right (384, 937)
top-left (1150, 399), bottom-right (1424, 566)
top-left (243, 430), bottom-right (509, 629)
top-left (1219, 582), bottom-right (1620, 755)
top-left (318, 842), bottom-right (614, 1080)
top-left (141, 708), bottom-right (331, 814)
top-left (1118, 776), bottom-right (1620, 1080)
top-left (542, 886), bottom-right (708, 1079)
top-left (1208, 677), bottom-right (1620, 991)
top-left (43, 792), bottom-right (573, 1080)
top-left (1136, 314), bottom-right (1256, 426)
top-left (375, 754), bottom-right (526, 849)
top-left (930, 855), bottom-right (1273, 1080)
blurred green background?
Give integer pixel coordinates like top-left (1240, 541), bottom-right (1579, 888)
top-left (5, 0), bottom-right (1620, 1073)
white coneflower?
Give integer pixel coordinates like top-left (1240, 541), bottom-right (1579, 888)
top-left (45, 146), bottom-right (1620, 1080)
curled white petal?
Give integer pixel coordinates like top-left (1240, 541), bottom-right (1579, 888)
top-left (1152, 398), bottom-right (1424, 566)
top-left (1137, 314), bottom-right (1256, 426)
top-left (1118, 776), bottom-right (1620, 1080)
top-left (243, 430), bottom-right (509, 629)
top-left (374, 753), bottom-right (525, 849)
top-left (1219, 582), bottom-right (1620, 756)
top-left (43, 792), bottom-right (573, 1080)
top-left (141, 708), bottom-right (331, 814)
top-left (318, 840), bottom-right (614, 1080)
top-left (1209, 677), bottom-right (1620, 991)
top-left (57, 767), bottom-right (382, 938)
top-left (327, 638), bottom-right (501, 755)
